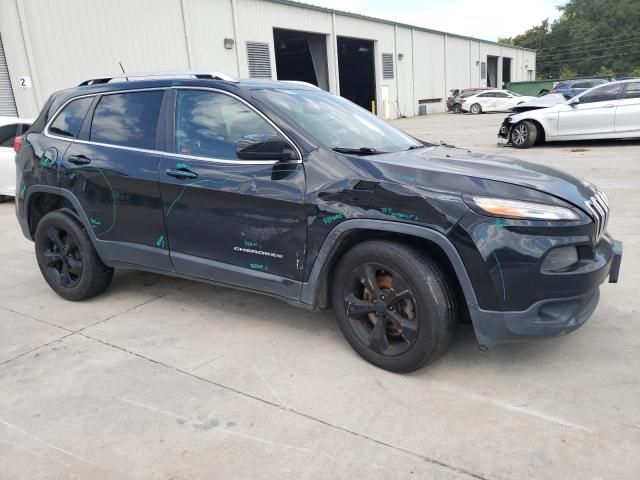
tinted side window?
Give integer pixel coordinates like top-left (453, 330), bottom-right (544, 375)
top-left (477, 93), bottom-right (492, 98)
top-left (580, 84), bottom-right (622, 104)
top-left (0, 124), bottom-right (18, 147)
top-left (175, 90), bottom-right (280, 160)
top-left (494, 92), bottom-right (510, 98)
top-left (572, 81), bottom-right (591, 89)
top-left (623, 82), bottom-right (640, 99)
top-left (90, 91), bottom-right (164, 149)
top-left (49, 97), bottom-right (93, 138)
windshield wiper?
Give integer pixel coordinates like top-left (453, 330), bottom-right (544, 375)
top-left (406, 144), bottom-right (426, 150)
top-left (332, 147), bottom-right (387, 156)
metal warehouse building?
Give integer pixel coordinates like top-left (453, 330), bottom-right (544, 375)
top-left (0, 0), bottom-right (536, 119)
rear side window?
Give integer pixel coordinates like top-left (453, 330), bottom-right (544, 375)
top-left (90, 91), bottom-right (164, 149)
top-left (49, 97), bottom-right (93, 138)
top-left (571, 81), bottom-right (592, 89)
top-left (623, 82), bottom-right (640, 99)
top-left (0, 124), bottom-right (18, 147)
top-left (580, 84), bottom-right (622, 104)
top-left (174, 90), bottom-right (279, 160)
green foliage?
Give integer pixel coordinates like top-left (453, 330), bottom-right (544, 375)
top-left (630, 67), bottom-right (640, 77)
top-left (509, 0), bottom-right (640, 79)
top-left (498, 37), bottom-right (514, 46)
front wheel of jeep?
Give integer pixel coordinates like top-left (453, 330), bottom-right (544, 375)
top-left (34, 210), bottom-right (114, 301)
top-left (331, 240), bottom-right (457, 373)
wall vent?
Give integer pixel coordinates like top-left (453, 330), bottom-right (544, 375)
top-left (246, 41), bottom-right (272, 79)
top-left (382, 53), bottom-right (394, 80)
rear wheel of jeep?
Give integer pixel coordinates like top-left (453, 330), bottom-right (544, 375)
top-left (34, 210), bottom-right (113, 301)
top-left (510, 120), bottom-right (538, 148)
top-left (469, 103), bottom-right (482, 114)
top-left (331, 240), bottom-right (457, 373)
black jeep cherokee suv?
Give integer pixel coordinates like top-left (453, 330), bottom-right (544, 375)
top-left (15, 71), bottom-right (622, 372)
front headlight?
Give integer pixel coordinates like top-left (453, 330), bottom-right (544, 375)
top-left (469, 196), bottom-right (580, 221)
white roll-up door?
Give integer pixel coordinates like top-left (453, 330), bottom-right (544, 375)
top-left (0, 34), bottom-right (18, 116)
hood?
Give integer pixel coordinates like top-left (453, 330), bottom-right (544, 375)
top-left (370, 145), bottom-right (596, 210)
top-left (511, 94), bottom-right (567, 112)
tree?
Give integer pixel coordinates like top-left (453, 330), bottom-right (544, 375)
top-left (507, 0), bottom-right (640, 78)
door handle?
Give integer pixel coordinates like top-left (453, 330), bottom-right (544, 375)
top-left (604, 104), bottom-right (616, 108)
top-left (68, 154), bottom-right (92, 165)
top-left (165, 168), bottom-right (198, 179)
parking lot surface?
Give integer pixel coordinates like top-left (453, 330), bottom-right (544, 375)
top-left (1, 112), bottom-right (639, 479)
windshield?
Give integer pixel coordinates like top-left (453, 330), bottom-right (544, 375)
top-left (252, 88), bottom-right (422, 154)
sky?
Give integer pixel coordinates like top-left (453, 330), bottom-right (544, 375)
top-left (293, 0), bottom-right (568, 42)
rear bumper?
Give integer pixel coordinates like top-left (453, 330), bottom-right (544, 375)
top-left (472, 239), bottom-right (622, 348)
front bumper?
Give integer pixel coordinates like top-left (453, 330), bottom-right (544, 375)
top-left (498, 118), bottom-right (512, 140)
top-left (472, 239), bottom-right (622, 348)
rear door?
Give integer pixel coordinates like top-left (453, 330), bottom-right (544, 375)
top-left (492, 92), bottom-right (513, 111)
top-left (60, 88), bottom-right (171, 269)
top-left (558, 83), bottom-right (622, 137)
top-left (615, 81), bottom-right (640, 136)
top-left (158, 87), bottom-right (307, 298)
top-left (476, 92), bottom-right (496, 111)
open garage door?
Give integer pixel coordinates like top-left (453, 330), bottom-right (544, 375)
top-left (0, 34), bottom-right (17, 116)
top-left (487, 55), bottom-right (498, 88)
top-left (337, 36), bottom-right (375, 111)
top-left (273, 28), bottom-right (329, 91)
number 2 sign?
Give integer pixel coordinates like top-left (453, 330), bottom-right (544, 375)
top-left (19, 76), bottom-right (32, 89)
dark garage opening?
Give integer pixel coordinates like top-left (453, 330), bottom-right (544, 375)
top-left (502, 57), bottom-right (512, 86)
top-left (337, 36), bottom-right (376, 111)
top-left (487, 55), bottom-right (498, 88)
top-left (273, 28), bottom-right (329, 91)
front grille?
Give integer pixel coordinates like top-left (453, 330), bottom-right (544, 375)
top-left (584, 190), bottom-right (610, 241)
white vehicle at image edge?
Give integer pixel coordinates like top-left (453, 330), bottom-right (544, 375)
top-left (460, 90), bottom-right (536, 114)
top-left (0, 117), bottom-right (33, 200)
top-left (500, 79), bottom-right (640, 148)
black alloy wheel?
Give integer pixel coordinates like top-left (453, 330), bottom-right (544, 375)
top-left (343, 263), bottom-right (419, 357)
top-left (42, 225), bottom-right (83, 288)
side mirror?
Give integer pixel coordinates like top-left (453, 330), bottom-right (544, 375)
top-left (236, 137), bottom-right (296, 161)
top-left (567, 97), bottom-right (580, 106)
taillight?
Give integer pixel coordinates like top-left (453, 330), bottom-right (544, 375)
top-left (13, 135), bottom-right (22, 153)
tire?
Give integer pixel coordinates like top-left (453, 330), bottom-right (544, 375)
top-left (510, 120), bottom-right (538, 149)
top-left (0, 195), bottom-right (10, 203)
top-left (34, 210), bottom-right (113, 301)
top-left (469, 103), bottom-right (482, 114)
top-left (330, 240), bottom-right (457, 373)
top-left (452, 103), bottom-right (462, 114)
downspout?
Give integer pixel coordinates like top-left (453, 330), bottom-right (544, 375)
top-left (179, 0), bottom-right (193, 68)
top-left (393, 24), bottom-right (399, 118)
top-left (411, 28), bottom-right (415, 116)
top-left (331, 12), bottom-right (339, 95)
top-left (231, 0), bottom-right (241, 77)
top-left (443, 34), bottom-right (447, 103)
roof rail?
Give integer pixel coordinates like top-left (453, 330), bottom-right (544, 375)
top-left (78, 70), bottom-right (237, 86)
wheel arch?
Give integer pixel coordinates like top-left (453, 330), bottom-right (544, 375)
top-left (301, 220), bottom-right (478, 322)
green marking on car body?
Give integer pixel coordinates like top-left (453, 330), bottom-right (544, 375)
top-left (156, 235), bottom-right (167, 249)
top-left (323, 213), bottom-right (345, 225)
top-left (398, 175), bottom-right (416, 182)
top-left (243, 240), bottom-right (260, 248)
top-left (249, 263), bottom-right (267, 271)
top-left (494, 218), bottom-right (509, 230)
top-left (90, 218), bottom-right (102, 227)
top-left (380, 207), bottom-right (418, 221)
top-left (19, 185), bottom-right (27, 198)
top-left (175, 162), bottom-right (190, 169)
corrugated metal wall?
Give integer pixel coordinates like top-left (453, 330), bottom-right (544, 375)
top-left (0, 33), bottom-right (17, 116)
top-left (0, 0), bottom-right (536, 119)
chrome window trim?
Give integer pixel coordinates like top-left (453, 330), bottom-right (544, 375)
top-left (43, 86), bottom-right (303, 166)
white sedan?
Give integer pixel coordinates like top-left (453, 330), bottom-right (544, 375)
top-left (499, 79), bottom-right (640, 148)
top-left (461, 90), bottom-right (535, 114)
top-left (0, 116), bottom-right (33, 201)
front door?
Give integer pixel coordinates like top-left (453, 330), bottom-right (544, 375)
top-left (60, 89), bottom-right (171, 269)
top-left (158, 88), bottom-right (307, 298)
top-left (558, 83), bottom-right (622, 137)
top-left (615, 81), bottom-right (640, 136)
